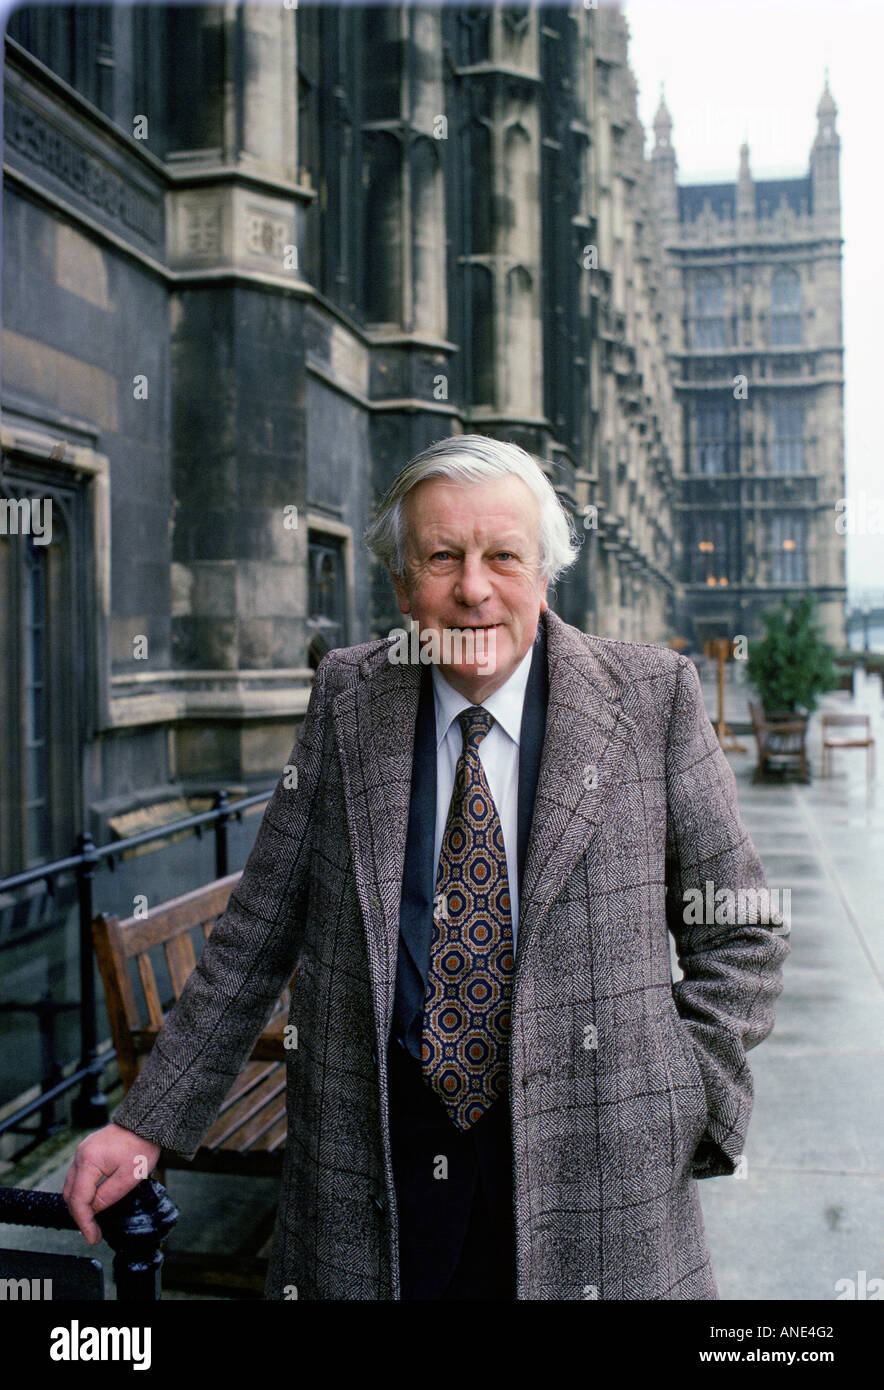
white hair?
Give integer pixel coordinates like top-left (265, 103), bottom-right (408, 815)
top-left (363, 434), bottom-right (581, 585)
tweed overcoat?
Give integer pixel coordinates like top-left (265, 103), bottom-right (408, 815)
top-left (113, 608), bottom-right (790, 1299)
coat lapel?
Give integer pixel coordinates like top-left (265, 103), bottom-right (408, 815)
top-left (331, 608), bottom-right (637, 1034)
top-left (332, 643), bottom-right (421, 1037)
top-left (515, 610), bottom-right (637, 978)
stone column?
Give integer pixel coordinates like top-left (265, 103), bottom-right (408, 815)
top-left (166, 2), bottom-right (316, 782)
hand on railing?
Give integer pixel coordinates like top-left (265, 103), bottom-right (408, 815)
top-left (1, 1177), bottom-right (179, 1301)
top-left (63, 1122), bottom-right (162, 1245)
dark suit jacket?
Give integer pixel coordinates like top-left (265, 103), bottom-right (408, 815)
top-left (387, 618), bottom-right (548, 1297)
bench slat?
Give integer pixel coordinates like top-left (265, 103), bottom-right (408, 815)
top-left (259, 1115), bottom-right (288, 1154)
top-left (101, 874), bottom-right (242, 959)
top-left (137, 954), bottom-right (165, 1031)
top-left (203, 1068), bottom-right (287, 1152)
top-left (217, 1058), bottom-right (280, 1108)
top-left (163, 930), bottom-right (198, 997)
top-left (235, 1103), bottom-right (288, 1153)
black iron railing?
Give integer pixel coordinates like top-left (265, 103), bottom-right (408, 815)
top-left (0, 1178), bottom-right (179, 1300)
top-left (0, 787), bottom-right (272, 1146)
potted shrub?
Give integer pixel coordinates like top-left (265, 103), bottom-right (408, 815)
top-left (746, 594), bottom-right (838, 782)
top-left (747, 593), bottom-right (838, 717)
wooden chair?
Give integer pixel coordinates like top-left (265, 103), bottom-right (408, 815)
top-left (821, 712), bottom-right (876, 782)
top-left (92, 873), bottom-right (291, 1296)
top-left (749, 700), bottom-right (810, 782)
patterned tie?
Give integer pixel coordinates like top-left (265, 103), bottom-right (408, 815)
top-left (421, 706), bottom-right (515, 1131)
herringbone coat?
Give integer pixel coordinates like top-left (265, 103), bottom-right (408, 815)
top-left (113, 609), bottom-right (789, 1299)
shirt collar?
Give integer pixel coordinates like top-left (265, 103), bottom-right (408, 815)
top-left (431, 639), bottom-right (536, 751)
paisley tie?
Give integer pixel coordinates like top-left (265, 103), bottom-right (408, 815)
top-left (421, 706), bottom-right (515, 1131)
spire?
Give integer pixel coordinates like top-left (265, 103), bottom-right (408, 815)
top-left (811, 69), bottom-right (840, 227)
top-left (813, 68), bottom-right (838, 148)
top-left (817, 68), bottom-right (837, 122)
top-left (653, 84), bottom-right (672, 149)
top-left (651, 83), bottom-right (677, 224)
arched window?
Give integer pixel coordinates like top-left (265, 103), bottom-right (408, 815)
top-left (457, 7), bottom-right (491, 64)
top-left (307, 531), bottom-right (347, 658)
top-left (692, 274), bottom-right (726, 349)
top-left (506, 264), bottom-right (537, 412)
top-left (768, 513), bottom-right (806, 583)
top-left (770, 395), bottom-right (804, 472)
top-left (469, 264), bottom-right (494, 406)
top-left (361, 6), bottom-right (402, 122)
top-left (166, 7), bottom-right (224, 154)
top-left (411, 137), bottom-right (444, 336)
top-left (362, 132), bottom-right (402, 323)
top-left (692, 401), bottom-right (730, 474)
top-left (691, 516), bottom-right (730, 585)
top-left (770, 270), bottom-right (801, 345)
top-left (466, 120), bottom-right (493, 255)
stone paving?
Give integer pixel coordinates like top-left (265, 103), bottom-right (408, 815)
top-left (695, 672), bottom-right (884, 1300)
top-left (2, 674), bottom-right (882, 1301)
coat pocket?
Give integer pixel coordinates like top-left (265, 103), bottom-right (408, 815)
top-left (661, 997), bottom-right (709, 1160)
top-left (663, 998), bottom-right (705, 1096)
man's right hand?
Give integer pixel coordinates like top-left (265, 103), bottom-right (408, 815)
top-left (62, 1123), bottom-right (162, 1245)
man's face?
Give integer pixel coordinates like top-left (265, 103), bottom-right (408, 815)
top-left (388, 472), bottom-right (549, 703)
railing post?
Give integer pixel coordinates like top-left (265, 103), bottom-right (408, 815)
top-left (98, 1178), bottom-right (180, 1301)
top-left (71, 831), bottom-right (109, 1129)
top-left (0, 1179), bottom-right (179, 1302)
top-left (36, 991), bottom-right (63, 1139)
top-left (214, 788), bottom-right (229, 879)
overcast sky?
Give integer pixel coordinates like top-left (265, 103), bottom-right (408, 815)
top-left (623, 0), bottom-right (882, 598)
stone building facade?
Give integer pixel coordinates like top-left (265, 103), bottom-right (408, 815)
top-left (0, 2), bottom-right (843, 881)
top-left (1, 1), bottom-right (682, 872)
top-left (587, 10), bottom-right (679, 645)
top-left (651, 82), bottom-right (847, 648)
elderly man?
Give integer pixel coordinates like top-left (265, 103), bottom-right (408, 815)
top-left (64, 433), bottom-right (789, 1300)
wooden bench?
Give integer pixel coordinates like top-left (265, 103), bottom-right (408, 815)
top-left (92, 872), bottom-right (291, 1295)
top-left (749, 700), bottom-right (810, 782)
top-left (821, 712), bottom-right (876, 782)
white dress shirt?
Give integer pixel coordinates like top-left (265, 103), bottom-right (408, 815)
top-left (430, 642), bottom-right (535, 952)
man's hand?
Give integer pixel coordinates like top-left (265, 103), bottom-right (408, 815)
top-left (62, 1123), bottom-right (162, 1245)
